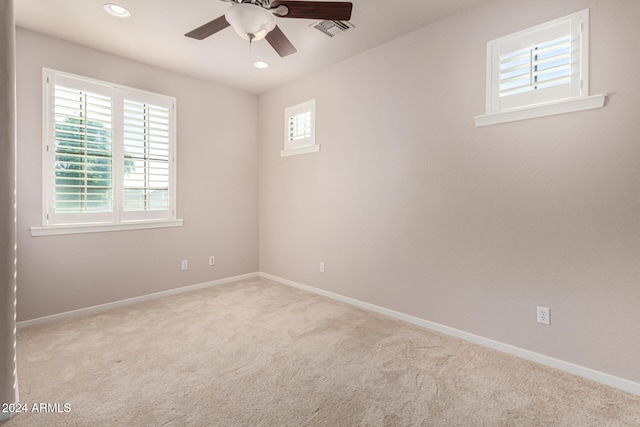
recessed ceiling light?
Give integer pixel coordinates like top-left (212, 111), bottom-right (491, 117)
top-left (253, 61), bottom-right (269, 69)
top-left (103, 3), bottom-right (131, 18)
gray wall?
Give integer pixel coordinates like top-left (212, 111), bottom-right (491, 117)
top-left (16, 29), bottom-right (259, 321)
top-left (1, 0), bottom-right (18, 414)
top-left (258, 0), bottom-right (640, 383)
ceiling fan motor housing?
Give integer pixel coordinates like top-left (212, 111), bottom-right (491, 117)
top-left (187, 1), bottom-right (353, 57)
top-left (225, 3), bottom-right (277, 41)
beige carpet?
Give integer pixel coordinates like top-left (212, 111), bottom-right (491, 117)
top-left (3, 277), bottom-right (640, 426)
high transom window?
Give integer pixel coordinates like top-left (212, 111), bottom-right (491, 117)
top-left (475, 9), bottom-right (605, 126)
top-left (281, 99), bottom-right (318, 157)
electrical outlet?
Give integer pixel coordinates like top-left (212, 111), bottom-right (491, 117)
top-left (181, 260), bottom-right (188, 271)
top-left (319, 262), bottom-right (325, 273)
top-left (537, 306), bottom-right (550, 325)
top-left (209, 256), bottom-right (215, 266)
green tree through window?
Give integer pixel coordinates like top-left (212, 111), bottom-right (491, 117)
top-left (54, 117), bottom-right (135, 213)
top-left (55, 116), bottom-right (113, 213)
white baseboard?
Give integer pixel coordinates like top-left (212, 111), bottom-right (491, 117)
top-left (15, 270), bottom-right (639, 397)
top-left (259, 272), bottom-right (640, 397)
top-left (17, 272), bottom-right (260, 329)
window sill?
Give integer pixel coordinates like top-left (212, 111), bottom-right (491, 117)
top-left (474, 94), bottom-right (606, 127)
top-left (280, 144), bottom-right (320, 157)
top-left (30, 219), bottom-right (184, 237)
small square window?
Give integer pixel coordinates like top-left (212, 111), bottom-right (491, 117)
top-left (475, 9), bottom-right (605, 126)
top-left (281, 99), bottom-right (319, 157)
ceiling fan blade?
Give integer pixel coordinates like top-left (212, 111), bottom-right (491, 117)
top-left (271, 1), bottom-right (353, 21)
top-left (265, 25), bottom-right (297, 57)
top-left (185, 15), bottom-right (230, 40)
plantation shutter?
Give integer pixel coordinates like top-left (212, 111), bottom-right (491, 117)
top-left (45, 73), bottom-right (115, 225)
top-left (43, 70), bottom-right (177, 227)
top-left (284, 99), bottom-right (315, 151)
top-left (288, 111), bottom-right (312, 142)
top-left (498, 35), bottom-right (571, 98)
top-left (489, 11), bottom-right (585, 112)
top-left (121, 91), bottom-right (174, 221)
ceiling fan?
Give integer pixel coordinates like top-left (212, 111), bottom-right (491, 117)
top-left (185, 0), bottom-right (353, 57)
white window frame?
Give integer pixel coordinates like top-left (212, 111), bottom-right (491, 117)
top-left (475, 9), bottom-right (605, 127)
top-left (33, 68), bottom-right (182, 236)
top-left (281, 99), bottom-right (319, 157)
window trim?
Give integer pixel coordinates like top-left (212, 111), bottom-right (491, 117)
top-left (30, 219), bottom-right (184, 237)
top-left (475, 93), bottom-right (605, 127)
top-left (281, 99), bottom-right (319, 157)
top-left (280, 144), bottom-right (320, 157)
top-left (475, 8), bottom-right (606, 126)
top-left (35, 68), bottom-right (181, 235)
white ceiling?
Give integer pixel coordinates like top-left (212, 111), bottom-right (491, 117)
top-left (15, 0), bottom-right (489, 94)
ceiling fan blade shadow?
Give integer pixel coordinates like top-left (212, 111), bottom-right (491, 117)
top-left (265, 25), bottom-right (297, 57)
top-left (271, 1), bottom-right (353, 21)
top-left (185, 15), bottom-right (230, 40)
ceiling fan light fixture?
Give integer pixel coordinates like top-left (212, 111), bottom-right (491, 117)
top-left (225, 4), bottom-right (276, 42)
top-left (254, 61), bottom-right (270, 69)
top-left (103, 3), bottom-right (131, 18)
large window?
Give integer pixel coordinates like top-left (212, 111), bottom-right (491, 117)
top-left (36, 69), bottom-right (180, 235)
top-left (475, 9), bottom-right (605, 126)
